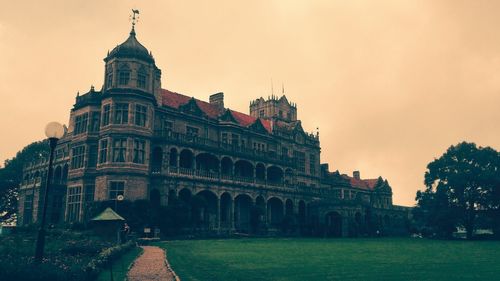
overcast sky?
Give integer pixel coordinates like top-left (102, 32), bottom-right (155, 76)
top-left (1, 0), bottom-right (499, 206)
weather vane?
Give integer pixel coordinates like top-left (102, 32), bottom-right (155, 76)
top-left (130, 9), bottom-right (140, 29)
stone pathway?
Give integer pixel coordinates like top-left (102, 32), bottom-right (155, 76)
top-left (127, 246), bottom-right (176, 281)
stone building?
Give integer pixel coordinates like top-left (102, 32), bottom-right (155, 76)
top-left (17, 24), bottom-right (410, 237)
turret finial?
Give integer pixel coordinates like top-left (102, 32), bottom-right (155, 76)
top-left (130, 9), bottom-right (140, 35)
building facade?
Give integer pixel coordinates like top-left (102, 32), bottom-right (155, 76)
top-left (17, 25), bottom-right (410, 237)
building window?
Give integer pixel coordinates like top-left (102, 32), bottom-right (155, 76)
top-left (109, 181), bottom-right (125, 200)
top-left (186, 126), bottom-right (199, 137)
top-left (71, 145), bottom-right (85, 169)
top-left (118, 70), bottom-right (130, 85)
top-left (253, 142), bottom-right (266, 152)
top-left (135, 104), bottom-right (147, 127)
top-left (55, 148), bottom-right (64, 160)
top-left (279, 110), bottom-right (283, 118)
top-left (99, 139), bottom-right (108, 164)
top-left (137, 73), bottom-right (147, 89)
top-left (259, 110), bottom-right (265, 117)
top-left (231, 134), bottom-right (239, 147)
top-left (101, 104), bottom-right (110, 126)
top-left (112, 138), bottom-right (127, 162)
top-left (309, 154), bottom-right (316, 176)
top-left (221, 132), bottom-right (228, 144)
top-left (107, 73), bottom-right (113, 88)
top-left (23, 194), bottom-right (33, 224)
top-left (114, 103), bottom-right (129, 124)
top-left (74, 113), bottom-right (88, 135)
top-left (282, 147), bottom-right (289, 157)
top-left (88, 145), bottom-right (98, 168)
top-left (294, 150), bottom-right (305, 173)
top-left (67, 186), bottom-right (82, 222)
top-left (164, 120), bottom-right (172, 136)
top-left (133, 139), bottom-right (146, 164)
top-left (89, 112), bottom-right (100, 132)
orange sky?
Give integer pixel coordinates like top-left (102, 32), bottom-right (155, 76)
top-left (1, 0), bottom-right (499, 206)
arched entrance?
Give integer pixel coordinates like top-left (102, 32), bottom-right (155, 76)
top-left (193, 190), bottom-right (218, 230)
top-left (267, 197), bottom-right (284, 227)
top-left (220, 192), bottom-right (232, 229)
top-left (234, 194), bottom-right (253, 233)
top-left (325, 211), bottom-right (343, 237)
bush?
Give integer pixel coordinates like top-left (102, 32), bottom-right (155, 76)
top-left (0, 229), bottom-right (134, 281)
top-left (84, 240), bottom-right (136, 280)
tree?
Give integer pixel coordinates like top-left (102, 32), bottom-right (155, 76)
top-left (0, 140), bottom-right (49, 224)
top-left (419, 142), bottom-right (499, 239)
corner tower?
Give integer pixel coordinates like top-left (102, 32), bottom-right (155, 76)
top-left (103, 23), bottom-right (162, 105)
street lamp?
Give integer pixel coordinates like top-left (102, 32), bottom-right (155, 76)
top-left (34, 121), bottom-right (65, 262)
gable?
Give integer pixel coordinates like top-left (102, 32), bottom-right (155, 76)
top-left (219, 109), bottom-right (238, 123)
top-left (179, 98), bottom-right (205, 117)
top-left (249, 118), bottom-right (269, 134)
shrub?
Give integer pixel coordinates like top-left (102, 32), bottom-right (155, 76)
top-left (84, 240), bottom-right (136, 280)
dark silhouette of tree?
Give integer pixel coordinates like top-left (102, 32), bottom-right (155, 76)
top-left (417, 142), bottom-right (499, 239)
top-left (0, 140), bottom-right (49, 224)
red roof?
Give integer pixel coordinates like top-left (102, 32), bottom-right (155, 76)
top-left (341, 175), bottom-right (379, 190)
top-left (161, 89), bottom-right (221, 118)
top-left (160, 89), bottom-right (272, 133)
top-left (229, 110), bottom-right (272, 133)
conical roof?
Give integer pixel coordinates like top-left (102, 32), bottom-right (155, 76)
top-left (91, 207), bottom-right (125, 221)
top-left (105, 27), bottom-right (154, 63)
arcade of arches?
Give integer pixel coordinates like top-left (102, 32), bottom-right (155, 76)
top-left (153, 187), bottom-right (408, 237)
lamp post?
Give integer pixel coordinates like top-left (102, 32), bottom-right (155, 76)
top-left (34, 122), bottom-right (64, 262)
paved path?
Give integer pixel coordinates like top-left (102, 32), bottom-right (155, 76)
top-left (127, 246), bottom-right (175, 281)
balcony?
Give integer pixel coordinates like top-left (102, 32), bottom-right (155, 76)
top-left (151, 166), bottom-right (293, 190)
top-left (153, 130), bottom-right (296, 167)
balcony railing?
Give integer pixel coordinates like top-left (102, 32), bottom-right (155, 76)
top-left (153, 130), bottom-right (296, 167)
top-left (153, 166), bottom-right (291, 188)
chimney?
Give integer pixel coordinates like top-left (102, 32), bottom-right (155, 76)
top-left (353, 171), bottom-right (360, 180)
top-left (209, 92), bottom-right (224, 112)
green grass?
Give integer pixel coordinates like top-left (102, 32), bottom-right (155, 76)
top-left (159, 238), bottom-right (500, 281)
top-left (97, 246), bottom-right (143, 281)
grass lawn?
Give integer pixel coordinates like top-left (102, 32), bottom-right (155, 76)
top-left (159, 238), bottom-right (500, 281)
top-left (97, 246), bottom-right (142, 281)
